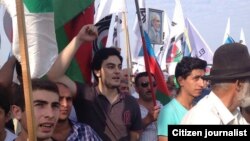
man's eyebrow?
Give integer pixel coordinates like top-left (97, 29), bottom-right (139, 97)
top-left (33, 100), bottom-right (48, 104)
top-left (105, 62), bottom-right (121, 66)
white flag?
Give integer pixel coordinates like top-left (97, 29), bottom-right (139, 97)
top-left (94, 0), bottom-right (126, 24)
top-left (132, 0), bottom-right (146, 66)
top-left (222, 17), bottom-right (235, 44)
top-left (239, 28), bottom-right (247, 45)
top-left (185, 18), bottom-right (214, 64)
top-left (3, 0), bottom-right (58, 78)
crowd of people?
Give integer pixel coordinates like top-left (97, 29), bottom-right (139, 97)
top-left (0, 24), bottom-right (250, 141)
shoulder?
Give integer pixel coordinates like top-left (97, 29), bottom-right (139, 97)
top-left (5, 128), bottom-right (17, 141)
top-left (70, 120), bottom-right (95, 133)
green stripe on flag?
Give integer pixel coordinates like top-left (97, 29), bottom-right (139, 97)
top-left (56, 26), bottom-right (84, 82)
top-left (54, 0), bottom-right (93, 29)
top-left (23, 0), bottom-right (53, 13)
top-left (156, 90), bottom-right (171, 105)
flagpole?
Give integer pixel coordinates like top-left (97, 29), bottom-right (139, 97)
top-left (122, 12), bottom-right (133, 93)
top-left (134, 0), bottom-right (156, 106)
top-left (15, 0), bottom-right (37, 140)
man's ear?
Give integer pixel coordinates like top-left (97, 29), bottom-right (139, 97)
top-left (94, 70), bottom-right (101, 78)
top-left (11, 105), bottom-right (22, 120)
top-left (236, 80), bottom-right (244, 91)
top-left (177, 77), bottom-right (183, 87)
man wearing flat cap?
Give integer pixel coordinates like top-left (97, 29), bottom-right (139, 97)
top-left (181, 43), bottom-right (250, 124)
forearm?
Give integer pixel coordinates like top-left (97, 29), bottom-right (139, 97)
top-left (47, 36), bottom-right (83, 81)
top-left (0, 56), bottom-right (16, 87)
top-left (142, 114), bottom-right (154, 129)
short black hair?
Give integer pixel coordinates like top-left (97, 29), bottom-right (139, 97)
top-left (91, 47), bottom-right (123, 83)
top-left (11, 79), bottom-right (59, 112)
top-left (175, 57), bottom-right (207, 80)
top-left (134, 71), bottom-right (155, 87)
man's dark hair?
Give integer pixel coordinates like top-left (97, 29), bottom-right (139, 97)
top-left (11, 79), bottom-right (59, 111)
top-left (175, 57), bottom-right (207, 80)
top-left (0, 86), bottom-right (11, 114)
top-left (91, 47), bottom-right (123, 83)
top-left (134, 72), bottom-right (155, 87)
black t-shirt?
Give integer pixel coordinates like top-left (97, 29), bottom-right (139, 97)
top-left (73, 82), bottom-right (142, 141)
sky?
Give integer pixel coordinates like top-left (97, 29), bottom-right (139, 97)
top-left (124, 0), bottom-right (250, 52)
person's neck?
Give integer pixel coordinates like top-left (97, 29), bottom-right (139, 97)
top-left (213, 88), bottom-right (237, 112)
top-left (138, 98), bottom-right (154, 109)
top-left (97, 85), bottom-right (119, 104)
top-left (176, 91), bottom-right (194, 110)
top-left (15, 130), bottom-right (28, 141)
top-left (52, 119), bottom-right (71, 141)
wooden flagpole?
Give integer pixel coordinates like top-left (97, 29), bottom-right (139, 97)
top-left (122, 12), bottom-right (133, 93)
top-left (15, 0), bottom-right (37, 140)
top-left (134, 0), bottom-right (156, 106)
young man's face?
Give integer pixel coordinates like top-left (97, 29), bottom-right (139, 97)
top-left (136, 76), bottom-right (157, 101)
top-left (178, 69), bottom-right (205, 97)
top-left (57, 84), bottom-right (73, 121)
top-left (96, 55), bottom-right (122, 89)
top-left (33, 90), bottom-right (60, 140)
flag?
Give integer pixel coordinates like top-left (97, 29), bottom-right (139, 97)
top-left (93, 0), bottom-right (126, 54)
top-left (94, 0), bottom-right (126, 23)
top-left (112, 14), bottom-right (122, 47)
top-left (166, 0), bottom-right (186, 63)
top-left (159, 11), bottom-right (171, 70)
top-left (54, 0), bottom-right (94, 84)
top-left (166, 36), bottom-right (183, 63)
top-left (239, 28), bottom-right (246, 45)
top-left (223, 17), bottom-right (235, 44)
top-left (0, 4), bottom-right (12, 67)
top-left (185, 18), bottom-right (214, 64)
top-left (93, 15), bottom-right (112, 53)
top-left (132, 0), bottom-right (146, 65)
top-left (3, 0), bottom-right (58, 78)
top-left (144, 31), bottom-right (171, 104)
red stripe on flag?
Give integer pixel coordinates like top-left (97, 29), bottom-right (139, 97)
top-left (64, 4), bottom-right (94, 84)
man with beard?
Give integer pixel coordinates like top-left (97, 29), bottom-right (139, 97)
top-left (158, 57), bottom-right (207, 141)
top-left (181, 43), bottom-right (250, 124)
top-left (148, 12), bottom-right (162, 44)
top-left (52, 83), bottom-right (101, 141)
top-left (134, 72), bottom-right (161, 141)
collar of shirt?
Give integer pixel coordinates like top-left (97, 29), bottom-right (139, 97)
top-left (209, 92), bottom-right (239, 124)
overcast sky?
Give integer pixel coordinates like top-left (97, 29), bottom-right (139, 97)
top-left (125, 0), bottom-right (250, 52)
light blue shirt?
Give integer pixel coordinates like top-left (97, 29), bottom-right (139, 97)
top-left (157, 98), bottom-right (188, 136)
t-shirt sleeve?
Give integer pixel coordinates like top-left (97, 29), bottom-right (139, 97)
top-left (130, 97), bottom-right (143, 131)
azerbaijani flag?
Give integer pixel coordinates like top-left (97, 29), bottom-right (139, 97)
top-left (144, 31), bottom-right (171, 104)
top-left (53, 0), bottom-right (94, 84)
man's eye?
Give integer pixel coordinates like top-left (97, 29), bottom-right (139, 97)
top-left (107, 65), bottom-right (114, 69)
top-left (34, 103), bottom-right (44, 107)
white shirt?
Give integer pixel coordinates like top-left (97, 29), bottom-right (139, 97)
top-left (5, 128), bottom-right (17, 141)
top-left (181, 92), bottom-right (248, 125)
top-left (139, 100), bottom-right (162, 141)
